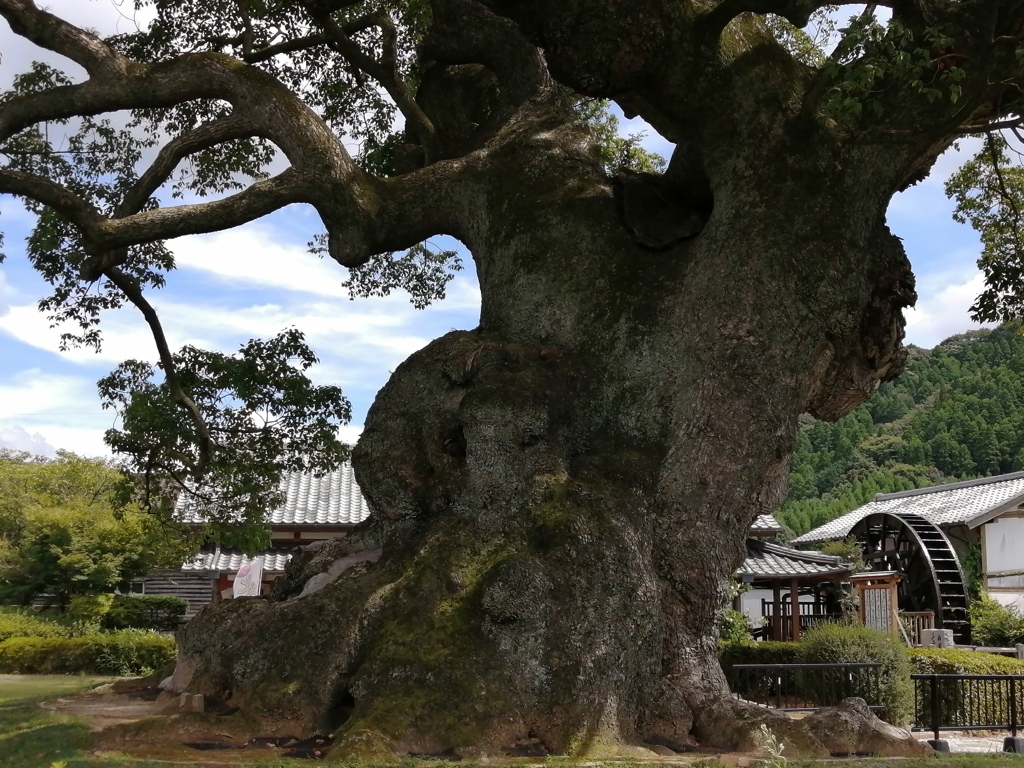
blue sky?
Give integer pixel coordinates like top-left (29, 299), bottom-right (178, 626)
top-left (0, 1), bottom-right (994, 457)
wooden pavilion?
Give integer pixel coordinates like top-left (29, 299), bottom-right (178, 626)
top-left (735, 538), bottom-right (853, 642)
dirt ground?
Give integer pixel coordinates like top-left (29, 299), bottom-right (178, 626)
top-left (28, 680), bottom-right (739, 764)
top-left (39, 684), bottom-right (165, 732)
top-left (46, 684), bottom-right (1007, 765)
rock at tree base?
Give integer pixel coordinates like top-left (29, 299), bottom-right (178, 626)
top-left (695, 698), bottom-right (931, 757)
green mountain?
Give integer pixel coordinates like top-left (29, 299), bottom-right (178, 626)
top-left (780, 323), bottom-right (1024, 536)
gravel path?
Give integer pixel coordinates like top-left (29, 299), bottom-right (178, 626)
top-left (916, 732), bottom-right (1012, 753)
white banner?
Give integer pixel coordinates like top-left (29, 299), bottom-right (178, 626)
top-left (232, 555), bottom-right (264, 597)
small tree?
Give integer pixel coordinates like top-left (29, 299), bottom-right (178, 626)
top-left (0, 451), bottom-right (192, 608)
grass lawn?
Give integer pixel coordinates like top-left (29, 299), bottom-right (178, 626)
top-left (0, 674), bottom-right (308, 767)
top-left (0, 674), bottom-right (109, 768)
top-left (6, 676), bottom-right (1024, 768)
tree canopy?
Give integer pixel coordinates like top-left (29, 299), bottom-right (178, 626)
top-left (1, 0), bottom-right (1023, 526)
top-left (0, 450), bottom-right (192, 606)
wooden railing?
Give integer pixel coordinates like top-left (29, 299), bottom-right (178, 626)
top-left (901, 611), bottom-right (936, 645)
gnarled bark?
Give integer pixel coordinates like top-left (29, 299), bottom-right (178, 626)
top-left (173, 90), bottom-right (917, 755)
top-left (9, 0), bottom-right (1022, 757)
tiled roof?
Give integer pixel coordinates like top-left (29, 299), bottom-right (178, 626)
top-left (182, 549), bottom-right (293, 573)
top-left (176, 463), bottom-right (372, 526)
top-left (791, 472), bottom-right (1024, 546)
top-left (737, 539), bottom-right (851, 580)
top-left (750, 514), bottom-right (783, 535)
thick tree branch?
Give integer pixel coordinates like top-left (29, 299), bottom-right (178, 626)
top-left (93, 169), bottom-right (311, 250)
top-left (103, 265), bottom-right (214, 472)
top-left (243, 33), bottom-right (328, 64)
top-left (0, 168), bottom-right (100, 228)
top-left (0, 5), bottom-right (414, 263)
top-left (699, 0), bottom-right (827, 36)
top-left (114, 114), bottom-right (257, 218)
top-left (0, 0), bottom-right (129, 77)
top-left (426, 0), bottom-right (548, 110)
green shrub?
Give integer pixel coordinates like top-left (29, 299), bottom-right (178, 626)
top-left (720, 641), bottom-right (803, 709)
top-left (801, 623), bottom-right (914, 725)
top-left (0, 632), bottom-right (176, 675)
top-left (0, 607), bottom-right (68, 642)
top-left (0, 606), bottom-right (103, 640)
top-left (971, 598), bottom-right (1024, 646)
top-left (910, 647), bottom-right (1024, 674)
top-left (102, 595), bottom-right (187, 632)
top-left (910, 648), bottom-right (1024, 727)
top-left (719, 609), bottom-right (755, 644)
top-left (68, 594), bottom-right (114, 621)
top-left (719, 640), bottom-right (801, 670)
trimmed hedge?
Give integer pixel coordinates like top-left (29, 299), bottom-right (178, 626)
top-left (719, 640), bottom-right (800, 670)
top-left (910, 648), bottom-right (1024, 727)
top-left (102, 595), bottom-right (187, 632)
top-left (720, 625), bottom-right (914, 724)
top-left (910, 647), bottom-right (1024, 675)
top-left (0, 607), bottom-right (69, 642)
top-left (0, 632), bottom-right (176, 675)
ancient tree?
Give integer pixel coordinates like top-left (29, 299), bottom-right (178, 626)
top-left (2, 0), bottom-right (1023, 757)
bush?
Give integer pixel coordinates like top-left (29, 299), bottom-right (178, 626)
top-left (102, 595), bottom-right (187, 632)
top-left (721, 626), bottom-right (914, 724)
top-left (801, 623), bottom-right (914, 724)
top-left (719, 640), bottom-right (801, 670)
top-left (910, 647), bottom-right (1024, 674)
top-left (910, 648), bottom-right (1024, 728)
top-left (719, 609), bottom-right (755, 644)
top-left (68, 594), bottom-right (114, 621)
top-left (971, 598), bottom-right (1024, 646)
top-left (0, 607), bottom-right (68, 642)
top-left (0, 631), bottom-right (176, 675)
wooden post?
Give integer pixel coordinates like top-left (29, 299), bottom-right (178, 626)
top-left (773, 581), bottom-right (782, 641)
top-left (790, 578), bottom-right (801, 642)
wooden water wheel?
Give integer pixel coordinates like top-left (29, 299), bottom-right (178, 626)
top-left (850, 512), bottom-right (971, 643)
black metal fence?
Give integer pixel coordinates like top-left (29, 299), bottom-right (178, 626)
top-left (912, 673), bottom-right (1024, 745)
top-left (727, 663), bottom-right (884, 711)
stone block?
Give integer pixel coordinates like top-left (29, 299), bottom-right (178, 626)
top-left (920, 629), bottom-right (954, 648)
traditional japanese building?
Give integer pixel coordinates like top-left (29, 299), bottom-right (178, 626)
top-left (736, 515), bottom-right (853, 641)
top-left (792, 471), bottom-right (1024, 643)
top-left (138, 464), bottom-right (370, 618)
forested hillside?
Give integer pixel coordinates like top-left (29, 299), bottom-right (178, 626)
top-left (780, 323), bottom-right (1024, 536)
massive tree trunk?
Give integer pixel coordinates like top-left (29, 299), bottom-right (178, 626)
top-left (174, 90), bottom-right (916, 756)
top-left (11, 0), bottom-right (1016, 757)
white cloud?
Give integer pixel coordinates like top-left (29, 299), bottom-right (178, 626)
top-left (904, 271), bottom-right (992, 348)
top-left (172, 226), bottom-right (349, 298)
top-left (170, 225), bottom-right (481, 311)
top-left (0, 365), bottom-right (365, 457)
top-left (0, 368), bottom-right (114, 456)
top-left (0, 302), bottom-right (158, 365)
top-left (0, 424), bottom-right (56, 455)
top-left (0, 219), bottom-right (480, 382)
top-left (0, 270), bottom-right (9, 318)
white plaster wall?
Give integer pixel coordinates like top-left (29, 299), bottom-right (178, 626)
top-left (984, 517), bottom-right (1024, 588)
top-left (738, 588), bottom-right (815, 623)
top-left (989, 591), bottom-right (1024, 613)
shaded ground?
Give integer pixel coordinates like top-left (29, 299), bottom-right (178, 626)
top-left (40, 684), bottom-right (164, 731)
top-left (0, 674), bottom-right (109, 768)
top-left (6, 675), bottom-right (1024, 767)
